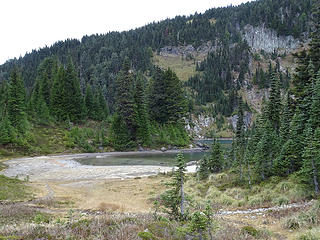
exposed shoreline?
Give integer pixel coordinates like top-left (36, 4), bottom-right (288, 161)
top-left (0, 148), bottom-right (201, 182)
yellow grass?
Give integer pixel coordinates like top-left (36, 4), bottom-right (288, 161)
top-left (153, 53), bottom-right (205, 82)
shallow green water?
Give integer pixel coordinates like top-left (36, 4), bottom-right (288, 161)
top-left (76, 139), bottom-right (232, 167)
top-left (77, 151), bottom-right (206, 167)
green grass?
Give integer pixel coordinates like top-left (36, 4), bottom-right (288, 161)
top-left (185, 173), bottom-right (313, 209)
top-left (0, 175), bottom-right (31, 201)
top-left (298, 227), bottom-right (320, 240)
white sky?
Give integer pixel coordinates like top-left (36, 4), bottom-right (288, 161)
top-left (0, 0), bottom-right (252, 64)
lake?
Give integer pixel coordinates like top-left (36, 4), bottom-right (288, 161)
top-left (76, 138), bottom-right (232, 167)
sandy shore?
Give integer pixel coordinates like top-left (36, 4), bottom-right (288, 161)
top-left (0, 149), bottom-right (199, 182)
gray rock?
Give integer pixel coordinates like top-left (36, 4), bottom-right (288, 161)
top-left (160, 147), bottom-right (167, 152)
top-left (242, 24), bottom-right (300, 53)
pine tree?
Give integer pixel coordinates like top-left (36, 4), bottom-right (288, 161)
top-left (149, 67), bottom-right (167, 123)
top-left (0, 116), bottom-right (16, 145)
top-left (134, 73), bottom-right (151, 145)
top-left (113, 57), bottom-right (137, 145)
top-left (7, 68), bottom-right (28, 134)
top-left (50, 66), bottom-right (66, 121)
top-left (160, 152), bottom-right (187, 220)
top-left (64, 57), bottom-right (85, 122)
top-left (37, 57), bottom-right (58, 106)
top-left (235, 96), bottom-right (245, 180)
top-left (267, 71), bottom-right (281, 132)
top-left (164, 68), bottom-right (187, 124)
top-left (310, 71), bottom-right (320, 130)
top-left (85, 84), bottom-right (94, 119)
top-left (309, 1), bottom-right (320, 70)
top-left (97, 89), bottom-right (109, 120)
top-left (197, 155), bottom-right (210, 179)
top-left (301, 127), bottom-right (320, 194)
top-left (207, 139), bottom-right (224, 173)
top-left (279, 93), bottom-right (294, 143)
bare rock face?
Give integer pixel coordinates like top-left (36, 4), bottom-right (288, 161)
top-left (242, 24), bottom-right (300, 53)
top-left (228, 111), bottom-right (253, 131)
top-left (185, 114), bottom-right (215, 139)
top-left (159, 42), bottom-right (213, 57)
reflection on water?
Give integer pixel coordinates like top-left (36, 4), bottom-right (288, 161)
top-left (76, 151), bottom-right (206, 167)
top-left (196, 139), bottom-right (233, 146)
top-left (76, 139), bottom-right (232, 167)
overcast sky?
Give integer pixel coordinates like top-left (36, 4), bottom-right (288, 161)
top-left (0, 0), bottom-right (252, 64)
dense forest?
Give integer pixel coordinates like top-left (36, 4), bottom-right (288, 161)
top-left (0, 0), bottom-right (316, 154)
top-left (197, 0), bottom-right (320, 194)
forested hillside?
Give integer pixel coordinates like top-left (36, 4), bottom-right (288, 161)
top-left (0, 0), bottom-right (316, 154)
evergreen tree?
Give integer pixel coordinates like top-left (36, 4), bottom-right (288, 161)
top-left (301, 127), bottom-right (320, 194)
top-left (134, 73), bottom-right (151, 145)
top-left (97, 89), bottom-right (109, 120)
top-left (310, 71), bottom-right (320, 130)
top-left (0, 115), bottom-right (16, 145)
top-left (197, 155), bottom-right (210, 180)
top-left (207, 139), bottom-right (224, 173)
top-left (149, 67), bottom-right (187, 124)
top-left (164, 68), bottom-right (187, 124)
top-left (279, 93), bottom-right (294, 143)
top-left (7, 68), bottom-right (28, 134)
top-left (85, 84), bottom-right (94, 119)
top-left (160, 152), bottom-right (187, 220)
top-left (113, 57), bottom-right (137, 144)
top-left (64, 57), bottom-right (85, 122)
top-left (235, 96), bottom-right (245, 179)
top-left (267, 71), bottom-right (281, 132)
top-left (149, 67), bottom-right (167, 123)
top-left (309, 1), bottom-right (320, 70)
top-left (50, 66), bottom-right (66, 121)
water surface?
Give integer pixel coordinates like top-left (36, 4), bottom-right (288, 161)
top-left (77, 151), bottom-right (206, 167)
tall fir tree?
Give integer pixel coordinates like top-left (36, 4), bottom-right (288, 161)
top-left (7, 68), bottom-right (28, 134)
top-left (267, 71), bottom-right (281, 132)
top-left (85, 84), bottom-right (94, 119)
top-left (134, 73), bottom-right (151, 145)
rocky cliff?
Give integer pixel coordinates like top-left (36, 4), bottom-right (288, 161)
top-left (242, 24), bottom-right (301, 53)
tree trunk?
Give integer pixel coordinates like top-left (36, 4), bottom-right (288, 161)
top-left (180, 174), bottom-right (184, 216)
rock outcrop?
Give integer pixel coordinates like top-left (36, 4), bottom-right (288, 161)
top-left (242, 24), bottom-right (300, 53)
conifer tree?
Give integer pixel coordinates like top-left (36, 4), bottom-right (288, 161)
top-left (7, 68), bottom-right (28, 134)
top-left (115, 57), bottom-right (136, 137)
top-left (164, 68), bottom-right (187, 124)
top-left (0, 115), bottom-right (16, 144)
top-left (160, 152), bottom-right (187, 220)
top-left (301, 127), bottom-right (320, 194)
top-left (149, 67), bottom-right (167, 123)
top-left (279, 94), bottom-right (293, 143)
top-left (309, 1), bottom-right (320, 70)
top-left (64, 57), bottom-right (85, 122)
top-left (267, 71), bottom-right (281, 132)
top-left (310, 71), bottom-right (320, 130)
top-left (207, 139), bottom-right (224, 173)
top-left (97, 89), bottom-right (109, 120)
top-left (134, 73), bottom-right (151, 145)
top-left (50, 66), bottom-right (65, 121)
top-left (85, 84), bottom-right (94, 119)
top-left (235, 96), bottom-right (245, 179)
